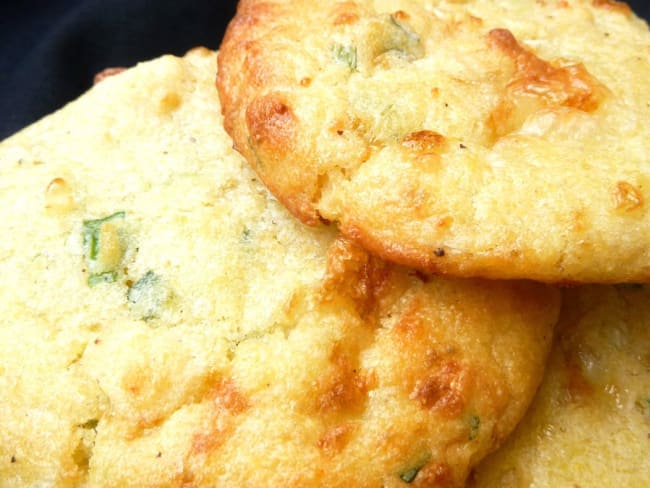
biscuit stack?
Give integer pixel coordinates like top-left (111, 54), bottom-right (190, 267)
top-left (217, 0), bottom-right (650, 485)
top-left (0, 1), bottom-right (648, 486)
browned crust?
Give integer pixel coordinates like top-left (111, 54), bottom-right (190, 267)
top-left (409, 359), bottom-right (471, 417)
top-left (613, 181), bottom-right (644, 212)
top-left (315, 344), bottom-right (369, 415)
top-left (93, 67), bottom-right (126, 84)
top-left (218, 2), bottom-right (324, 225)
top-left (592, 0), bottom-right (632, 15)
top-left (339, 219), bottom-right (507, 280)
top-left (321, 236), bottom-right (392, 318)
top-left (402, 130), bottom-right (447, 154)
top-left (487, 28), bottom-right (607, 113)
top-left (190, 378), bottom-right (249, 456)
top-left (340, 219), bottom-right (650, 284)
top-left (317, 424), bottom-right (355, 454)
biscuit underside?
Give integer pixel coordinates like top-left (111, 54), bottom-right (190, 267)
top-left (217, 0), bottom-right (650, 283)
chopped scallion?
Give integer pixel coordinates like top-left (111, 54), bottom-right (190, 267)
top-left (80, 418), bottom-right (99, 430)
top-left (334, 44), bottom-right (358, 70)
top-left (469, 415), bottom-right (481, 440)
top-left (82, 211), bottom-right (125, 261)
top-left (87, 271), bottom-right (117, 287)
top-left (399, 467), bottom-right (420, 484)
top-left (399, 456), bottom-right (430, 484)
top-left (127, 271), bottom-right (169, 321)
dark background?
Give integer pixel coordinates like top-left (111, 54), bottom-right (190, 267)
top-left (1, 0), bottom-right (649, 140)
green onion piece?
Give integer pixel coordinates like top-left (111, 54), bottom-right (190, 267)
top-left (82, 211), bottom-right (125, 260)
top-left (382, 14), bottom-right (423, 59)
top-left (127, 271), bottom-right (169, 321)
top-left (399, 466), bottom-right (420, 484)
top-left (399, 453), bottom-right (432, 484)
top-left (241, 227), bottom-right (252, 242)
top-left (389, 15), bottom-right (420, 42)
top-left (635, 397), bottom-right (650, 417)
top-left (80, 418), bottom-right (99, 430)
top-left (469, 415), bottom-right (481, 440)
top-left (334, 44), bottom-right (358, 70)
top-left (87, 271), bottom-right (117, 287)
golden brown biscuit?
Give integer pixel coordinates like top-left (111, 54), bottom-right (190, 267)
top-left (0, 49), bottom-right (559, 487)
top-left (218, 0), bottom-right (650, 283)
top-left (471, 284), bottom-right (650, 486)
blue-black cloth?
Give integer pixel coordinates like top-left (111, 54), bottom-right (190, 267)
top-left (1, 0), bottom-right (649, 139)
top-left (0, 0), bottom-right (236, 139)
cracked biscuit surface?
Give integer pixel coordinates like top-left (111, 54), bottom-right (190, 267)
top-left (0, 49), bottom-right (560, 487)
top-left (218, 0), bottom-right (650, 283)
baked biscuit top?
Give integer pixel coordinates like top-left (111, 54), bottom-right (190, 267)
top-left (218, 0), bottom-right (650, 283)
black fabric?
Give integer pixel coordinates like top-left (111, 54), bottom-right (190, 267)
top-left (1, 0), bottom-right (649, 139)
top-left (0, 0), bottom-right (237, 139)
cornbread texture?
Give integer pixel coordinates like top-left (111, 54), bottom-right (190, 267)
top-left (218, 0), bottom-right (650, 283)
top-left (471, 285), bottom-right (650, 486)
top-left (0, 49), bottom-right (560, 487)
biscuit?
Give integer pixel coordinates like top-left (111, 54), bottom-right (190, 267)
top-left (218, 0), bottom-right (650, 283)
top-left (471, 284), bottom-right (650, 486)
top-left (0, 49), bottom-right (560, 486)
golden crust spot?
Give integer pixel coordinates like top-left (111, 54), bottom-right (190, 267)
top-left (191, 378), bottom-right (249, 455)
top-left (317, 344), bottom-right (369, 415)
top-left (488, 28), bottom-right (608, 112)
top-left (592, 0), bottom-right (632, 15)
top-left (570, 209), bottom-right (587, 233)
top-left (562, 353), bottom-right (594, 403)
top-left (467, 15), bottom-right (484, 27)
top-left (437, 216), bottom-right (453, 229)
top-left (393, 295), bottom-right (427, 345)
top-left (209, 377), bottom-right (249, 414)
top-left (486, 99), bottom-right (517, 141)
top-left (341, 219), bottom-right (455, 276)
top-left (402, 186), bottom-right (431, 218)
top-left (322, 237), bottom-right (391, 319)
top-left (240, 39), bottom-right (280, 89)
top-left (393, 10), bottom-right (410, 21)
top-left (157, 91), bottom-right (181, 113)
top-left (334, 12), bottom-right (360, 25)
top-left (613, 181), bottom-right (644, 212)
top-left (331, 2), bottom-right (362, 25)
top-left (410, 360), bottom-right (470, 418)
top-left (246, 93), bottom-right (297, 152)
top-left (317, 424), bottom-right (354, 455)
top-left (402, 130), bottom-right (447, 154)
top-left (300, 77), bottom-right (312, 87)
top-left (219, 0), bottom-right (286, 86)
